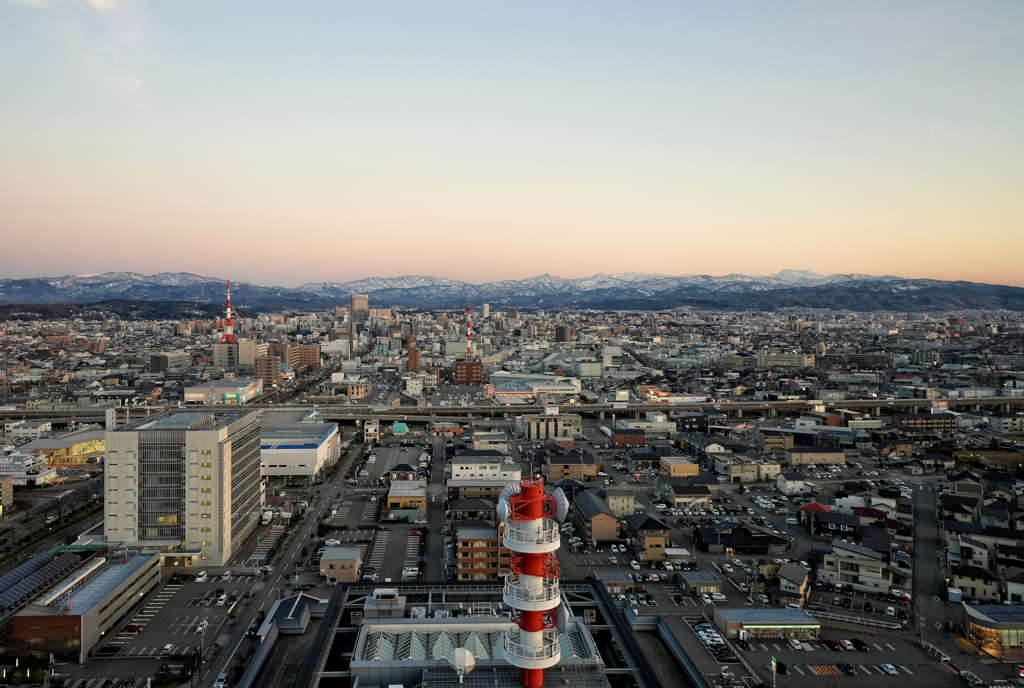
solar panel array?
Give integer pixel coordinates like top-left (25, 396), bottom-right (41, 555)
top-left (0, 552), bottom-right (81, 611)
top-left (974, 605), bottom-right (1024, 623)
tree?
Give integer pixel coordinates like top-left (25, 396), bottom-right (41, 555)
top-left (301, 546), bottom-right (308, 556)
top-left (990, 438), bottom-right (1000, 451)
top-left (155, 662), bottom-right (174, 685)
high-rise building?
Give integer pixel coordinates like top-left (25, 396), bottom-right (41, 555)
top-left (104, 410), bottom-right (263, 566)
top-left (212, 342), bottom-right (239, 368)
top-left (255, 355), bottom-right (282, 388)
top-left (481, 303), bottom-right (489, 318)
top-left (351, 294), bottom-right (369, 322)
top-left (238, 339), bottom-right (268, 366)
top-left (455, 360), bottom-right (483, 384)
top-left (407, 345), bottom-right (420, 373)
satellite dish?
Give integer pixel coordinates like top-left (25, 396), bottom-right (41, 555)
top-left (498, 482), bottom-right (522, 522)
top-left (449, 647), bottom-right (476, 684)
top-left (554, 602), bottom-right (568, 632)
top-left (552, 488), bottom-right (569, 522)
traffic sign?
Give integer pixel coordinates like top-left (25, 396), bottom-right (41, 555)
top-left (771, 657), bottom-right (777, 673)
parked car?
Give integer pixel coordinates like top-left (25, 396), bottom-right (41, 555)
top-left (880, 664), bottom-right (898, 675)
top-left (850, 638), bottom-right (870, 651)
top-left (822, 638), bottom-right (841, 650)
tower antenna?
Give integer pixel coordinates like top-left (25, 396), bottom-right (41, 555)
top-left (219, 279), bottom-right (237, 343)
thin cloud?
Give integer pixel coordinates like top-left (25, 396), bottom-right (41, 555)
top-left (3, 0), bottom-right (54, 9)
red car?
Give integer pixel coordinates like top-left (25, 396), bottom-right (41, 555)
top-left (410, 530), bottom-right (423, 536)
top-left (822, 638), bottom-right (841, 651)
top-left (124, 624), bottom-right (143, 632)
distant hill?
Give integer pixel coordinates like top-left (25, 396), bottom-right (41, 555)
top-left (1, 271), bottom-right (1023, 312)
top-left (0, 300), bottom-right (254, 322)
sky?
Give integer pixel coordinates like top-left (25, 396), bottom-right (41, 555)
top-left (0, 1), bottom-right (1021, 288)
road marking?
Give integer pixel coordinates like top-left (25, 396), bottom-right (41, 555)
top-left (873, 643), bottom-right (883, 651)
top-left (885, 643), bottom-right (895, 651)
top-left (760, 644), bottom-right (769, 651)
top-left (792, 665), bottom-right (805, 675)
top-left (899, 666), bottom-right (913, 675)
top-left (859, 665), bottom-right (871, 674)
top-left (772, 644), bottom-right (782, 651)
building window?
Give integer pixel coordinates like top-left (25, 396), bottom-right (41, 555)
top-left (201, 514), bottom-right (211, 519)
top-left (201, 450), bottom-right (212, 455)
top-left (201, 541), bottom-right (211, 546)
top-left (201, 501), bottom-right (211, 506)
top-left (201, 488), bottom-right (211, 493)
top-left (201, 462), bottom-right (212, 468)
top-left (201, 527), bottom-right (211, 532)
top-left (201, 475), bottom-right (212, 481)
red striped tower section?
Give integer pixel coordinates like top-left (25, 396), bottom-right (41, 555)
top-left (219, 279), bottom-right (237, 344)
top-left (498, 478), bottom-right (570, 688)
top-left (466, 306), bottom-right (472, 358)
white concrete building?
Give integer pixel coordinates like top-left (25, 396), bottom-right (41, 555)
top-left (260, 423), bottom-right (340, 479)
top-left (104, 410), bottom-right (264, 566)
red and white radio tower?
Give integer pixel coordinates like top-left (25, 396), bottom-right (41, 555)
top-left (465, 306), bottom-right (473, 359)
top-left (498, 479), bottom-right (569, 688)
top-left (219, 280), bottom-right (237, 344)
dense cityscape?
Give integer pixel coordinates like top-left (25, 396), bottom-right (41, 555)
top-left (0, 285), bottom-right (1022, 688)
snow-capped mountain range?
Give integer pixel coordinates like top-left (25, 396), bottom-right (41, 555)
top-left (1, 271), bottom-right (1022, 312)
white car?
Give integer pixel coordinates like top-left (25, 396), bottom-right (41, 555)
top-left (700, 593), bottom-right (712, 604)
top-left (630, 560), bottom-right (640, 570)
top-left (608, 556), bottom-right (618, 564)
top-left (731, 559), bottom-right (742, 565)
top-left (711, 592), bottom-right (727, 601)
top-left (723, 564), bottom-right (734, 573)
top-left (880, 664), bottom-right (898, 675)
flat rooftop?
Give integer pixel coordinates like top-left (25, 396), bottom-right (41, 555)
top-left (64, 551), bottom-right (158, 615)
top-left (715, 608), bottom-right (819, 624)
top-left (261, 424), bottom-right (336, 448)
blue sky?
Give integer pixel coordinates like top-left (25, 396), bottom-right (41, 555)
top-left (1, 1), bottom-right (1021, 286)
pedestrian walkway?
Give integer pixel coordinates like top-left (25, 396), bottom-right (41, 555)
top-left (360, 503), bottom-right (377, 520)
top-left (405, 533), bottom-right (421, 567)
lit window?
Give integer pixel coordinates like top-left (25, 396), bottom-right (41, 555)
top-left (201, 462), bottom-right (212, 468)
top-left (201, 450), bottom-right (212, 455)
top-left (201, 501), bottom-right (211, 506)
top-left (201, 527), bottom-right (211, 532)
top-left (201, 476), bottom-right (212, 481)
top-left (201, 488), bottom-right (211, 493)
top-left (201, 514), bottom-right (211, 519)
top-left (201, 541), bottom-right (211, 546)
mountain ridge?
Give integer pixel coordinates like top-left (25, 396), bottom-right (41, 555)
top-left (0, 271), bottom-right (1022, 312)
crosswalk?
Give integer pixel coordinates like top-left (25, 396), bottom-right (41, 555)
top-left (333, 504), bottom-right (351, 520)
top-left (360, 502), bottom-right (377, 520)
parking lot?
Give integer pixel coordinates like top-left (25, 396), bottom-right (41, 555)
top-left (738, 634), bottom-right (956, 686)
top-left (100, 573), bottom-right (257, 658)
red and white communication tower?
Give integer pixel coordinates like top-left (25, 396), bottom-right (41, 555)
top-left (498, 478), bottom-right (570, 688)
top-left (219, 280), bottom-right (237, 344)
top-left (465, 306), bottom-right (473, 358)
top-left (0, 324), bottom-right (11, 399)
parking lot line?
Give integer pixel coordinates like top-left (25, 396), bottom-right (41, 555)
top-left (792, 665), bottom-right (805, 675)
top-left (873, 643), bottom-right (883, 650)
top-left (859, 665), bottom-right (871, 674)
top-left (885, 643), bottom-right (896, 650)
top-left (899, 665), bottom-right (913, 674)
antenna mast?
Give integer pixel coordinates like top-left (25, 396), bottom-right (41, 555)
top-left (219, 280), bottom-right (237, 344)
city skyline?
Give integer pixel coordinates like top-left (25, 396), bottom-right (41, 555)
top-left (1, 1), bottom-right (1021, 287)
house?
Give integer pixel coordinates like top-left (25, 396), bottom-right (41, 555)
top-left (669, 485), bottom-right (711, 510)
top-left (771, 562), bottom-right (810, 607)
top-left (320, 547), bottom-right (361, 584)
top-left (878, 440), bottom-right (913, 456)
top-left (777, 472), bottom-right (805, 496)
top-left (388, 463), bottom-right (420, 482)
top-left (544, 451), bottom-right (599, 482)
top-left (694, 523), bottom-right (788, 556)
top-left (624, 513), bottom-right (671, 562)
top-left (1004, 568), bottom-right (1024, 604)
top-left (628, 448), bottom-right (661, 473)
top-left (818, 539), bottom-right (892, 594)
top-left (660, 456), bottom-right (699, 477)
top-left (571, 491), bottom-right (618, 544)
top-left (605, 489), bottom-right (635, 518)
top-left (952, 565), bottom-right (1000, 602)
top-left (809, 512), bottom-right (860, 537)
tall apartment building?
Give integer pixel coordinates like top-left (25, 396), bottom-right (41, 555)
top-left (293, 344), bottom-right (320, 369)
top-left (407, 345), bottom-right (420, 374)
top-left (238, 339), bottom-right (269, 366)
top-left (351, 294), bottom-right (369, 322)
top-left (756, 351), bottom-right (814, 369)
top-left (212, 342), bottom-right (239, 368)
top-left (104, 410), bottom-right (264, 566)
top-left (255, 355), bottom-right (282, 388)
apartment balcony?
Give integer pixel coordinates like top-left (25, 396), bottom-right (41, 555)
top-left (503, 518), bottom-right (560, 554)
top-left (503, 573), bottom-right (560, 611)
top-left (503, 628), bottom-right (561, 670)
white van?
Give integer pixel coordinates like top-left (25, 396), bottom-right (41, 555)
top-left (162, 643), bottom-right (174, 655)
top-left (222, 571), bottom-right (231, 581)
top-left (786, 517), bottom-right (799, 525)
top-left (195, 571), bottom-right (208, 583)
top-left (788, 638), bottom-right (803, 650)
top-left (216, 595), bottom-right (228, 607)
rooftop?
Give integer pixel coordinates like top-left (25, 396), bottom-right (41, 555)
top-left (714, 608), bottom-right (819, 624)
top-left (65, 551), bottom-right (158, 615)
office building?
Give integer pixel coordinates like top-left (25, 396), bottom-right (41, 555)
top-left (260, 423), bottom-right (340, 479)
top-left (351, 294), bottom-right (369, 321)
top-left (104, 410), bottom-right (264, 566)
top-left (455, 360), bottom-right (483, 384)
top-left (407, 345), bottom-right (420, 373)
top-left (238, 339), bottom-right (269, 366)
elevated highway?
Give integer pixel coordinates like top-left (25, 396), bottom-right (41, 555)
top-left (2, 396), bottom-right (1022, 426)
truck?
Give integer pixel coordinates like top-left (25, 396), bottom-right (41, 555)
top-left (600, 426), bottom-right (612, 438)
top-left (261, 510), bottom-right (274, 525)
